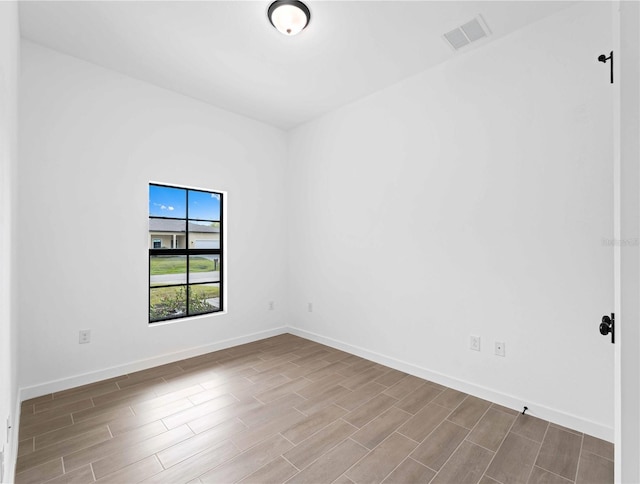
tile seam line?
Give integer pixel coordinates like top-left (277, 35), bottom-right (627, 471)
top-left (427, 400), bottom-right (494, 481)
top-left (524, 421), bottom-right (550, 483)
top-left (478, 401), bottom-right (520, 483)
top-left (574, 432), bottom-right (585, 482)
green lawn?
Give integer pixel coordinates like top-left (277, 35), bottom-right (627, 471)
top-left (190, 285), bottom-right (220, 301)
top-left (150, 256), bottom-right (217, 275)
top-left (150, 285), bottom-right (219, 305)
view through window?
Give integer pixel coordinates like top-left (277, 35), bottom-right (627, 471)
top-left (149, 183), bottom-right (223, 323)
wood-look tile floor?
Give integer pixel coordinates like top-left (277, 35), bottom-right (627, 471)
top-left (15, 334), bottom-right (614, 484)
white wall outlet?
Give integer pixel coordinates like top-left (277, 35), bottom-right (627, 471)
top-left (469, 335), bottom-right (481, 351)
top-left (269, 301), bottom-right (274, 311)
top-left (308, 302), bottom-right (313, 312)
top-left (79, 329), bottom-right (91, 344)
top-left (495, 341), bottom-right (506, 357)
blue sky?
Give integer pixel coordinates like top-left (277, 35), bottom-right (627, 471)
top-left (189, 189), bottom-right (221, 221)
top-left (149, 185), bottom-right (220, 221)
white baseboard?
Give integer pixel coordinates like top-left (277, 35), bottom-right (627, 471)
top-left (288, 327), bottom-right (614, 442)
top-left (19, 326), bottom-right (288, 401)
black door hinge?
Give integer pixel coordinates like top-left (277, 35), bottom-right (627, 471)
top-left (600, 313), bottom-right (615, 344)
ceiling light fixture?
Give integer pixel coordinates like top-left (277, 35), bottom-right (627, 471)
top-left (268, 0), bottom-right (310, 36)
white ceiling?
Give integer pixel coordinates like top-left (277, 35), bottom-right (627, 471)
top-left (19, 1), bottom-right (574, 130)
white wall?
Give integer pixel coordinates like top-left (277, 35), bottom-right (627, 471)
top-left (0, 2), bottom-right (19, 482)
top-left (18, 41), bottom-right (288, 393)
top-left (287, 2), bottom-right (614, 439)
top-left (17, 0), bottom-right (617, 444)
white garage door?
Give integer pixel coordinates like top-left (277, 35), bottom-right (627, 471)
top-left (193, 240), bottom-right (219, 249)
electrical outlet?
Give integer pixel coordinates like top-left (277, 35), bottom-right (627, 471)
top-left (495, 341), bottom-right (506, 357)
top-left (79, 329), bottom-right (91, 344)
top-left (308, 302), bottom-right (313, 312)
top-left (269, 301), bottom-right (274, 311)
top-left (469, 335), bottom-right (481, 351)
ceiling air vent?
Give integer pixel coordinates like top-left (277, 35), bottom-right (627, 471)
top-left (443, 15), bottom-right (491, 51)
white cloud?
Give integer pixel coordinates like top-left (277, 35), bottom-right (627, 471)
top-left (160, 205), bottom-right (167, 209)
top-left (211, 193), bottom-right (220, 200)
top-left (168, 206), bottom-right (174, 211)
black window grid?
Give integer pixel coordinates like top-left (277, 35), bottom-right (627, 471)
top-left (148, 183), bottom-right (224, 323)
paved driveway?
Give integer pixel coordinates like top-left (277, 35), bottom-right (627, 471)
top-left (150, 271), bottom-right (220, 285)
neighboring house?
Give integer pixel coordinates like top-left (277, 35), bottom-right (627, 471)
top-left (149, 218), bottom-right (220, 249)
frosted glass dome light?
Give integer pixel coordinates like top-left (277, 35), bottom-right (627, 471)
top-left (268, 1), bottom-right (310, 36)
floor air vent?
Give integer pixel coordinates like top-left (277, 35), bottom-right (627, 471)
top-left (443, 15), bottom-right (491, 51)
